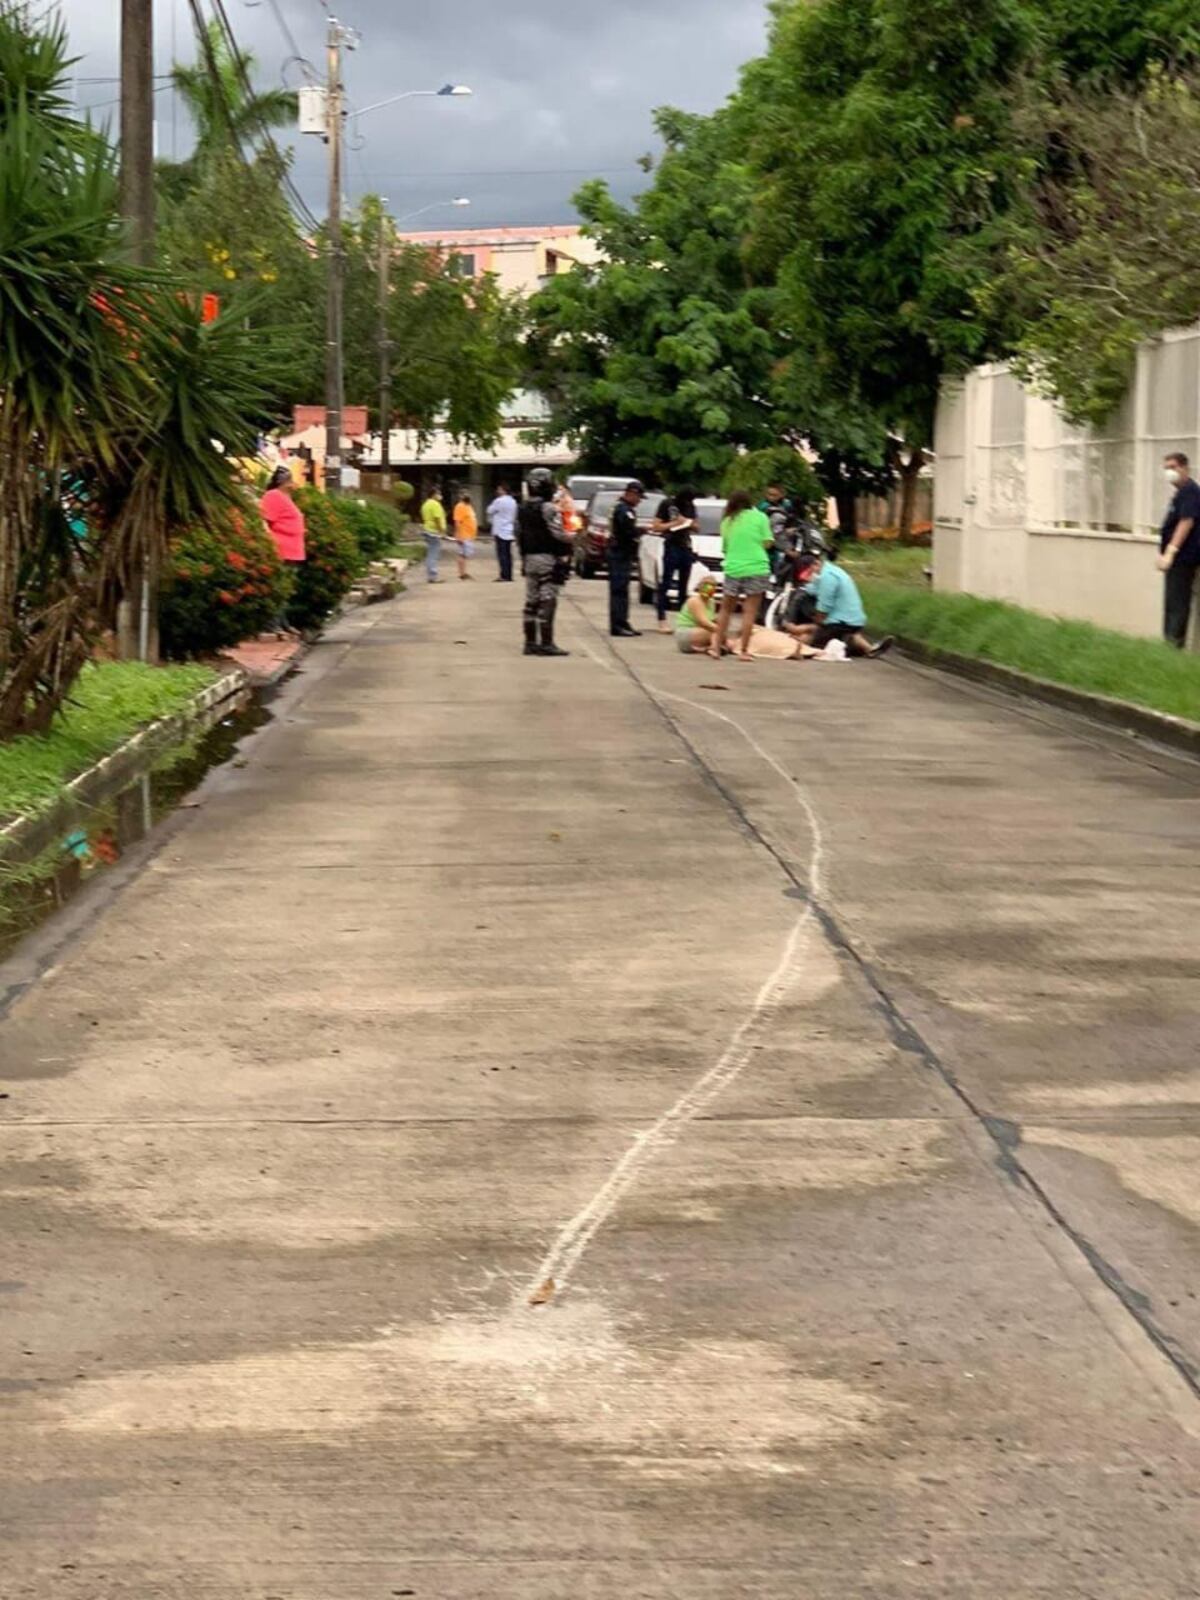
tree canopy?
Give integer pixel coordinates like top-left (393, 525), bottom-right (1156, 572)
top-left (526, 0), bottom-right (1200, 520)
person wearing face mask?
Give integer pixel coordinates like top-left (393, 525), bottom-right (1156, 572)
top-left (1159, 453), bottom-right (1200, 648)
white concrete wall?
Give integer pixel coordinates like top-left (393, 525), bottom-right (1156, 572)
top-left (934, 330), bottom-right (1200, 649)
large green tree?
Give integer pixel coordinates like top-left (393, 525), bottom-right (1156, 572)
top-left (525, 106), bottom-right (794, 488)
top-left (744, 0), bottom-right (1040, 533)
top-left (158, 148), bottom-right (323, 413)
top-left (338, 197), bottom-right (525, 446)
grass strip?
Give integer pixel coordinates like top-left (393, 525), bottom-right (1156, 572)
top-left (0, 661), bottom-right (218, 823)
top-left (854, 575), bottom-right (1200, 724)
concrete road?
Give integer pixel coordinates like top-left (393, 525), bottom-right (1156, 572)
top-left (2, 568), bottom-right (1199, 1598)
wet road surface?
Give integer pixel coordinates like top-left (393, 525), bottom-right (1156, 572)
top-left (2, 575), bottom-right (1199, 1597)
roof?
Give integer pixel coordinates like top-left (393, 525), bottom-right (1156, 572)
top-left (396, 224), bottom-right (588, 247)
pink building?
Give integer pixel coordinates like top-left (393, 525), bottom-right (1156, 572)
top-left (395, 224), bottom-right (601, 297)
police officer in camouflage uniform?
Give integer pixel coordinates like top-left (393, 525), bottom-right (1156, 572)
top-left (516, 467), bottom-right (573, 657)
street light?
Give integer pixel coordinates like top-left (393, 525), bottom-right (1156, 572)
top-left (377, 199), bottom-right (471, 486)
top-left (394, 197), bottom-right (471, 228)
top-left (352, 84), bottom-right (473, 121)
top-left (319, 31), bottom-right (474, 491)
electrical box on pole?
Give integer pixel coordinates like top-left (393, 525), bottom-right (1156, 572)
top-left (298, 86), bottom-right (328, 137)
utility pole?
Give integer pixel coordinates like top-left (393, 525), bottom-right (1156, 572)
top-left (118, 0), bottom-right (156, 662)
top-left (119, 0), bottom-right (155, 266)
top-left (378, 206), bottom-right (393, 493)
top-left (324, 18), bottom-right (346, 494)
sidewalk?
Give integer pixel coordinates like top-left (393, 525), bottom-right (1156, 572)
top-left (2, 576), bottom-right (1198, 1598)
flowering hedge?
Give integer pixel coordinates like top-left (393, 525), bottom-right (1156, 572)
top-left (337, 497), bottom-right (406, 562)
top-left (290, 488), bottom-right (367, 632)
top-left (159, 504), bottom-right (289, 658)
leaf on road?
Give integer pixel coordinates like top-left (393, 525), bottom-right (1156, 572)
top-left (529, 1277), bottom-right (556, 1307)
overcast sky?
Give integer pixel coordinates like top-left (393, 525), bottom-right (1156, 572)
top-left (59, 0), bottom-right (769, 229)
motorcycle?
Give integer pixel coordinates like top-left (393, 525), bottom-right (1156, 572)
top-left (764, 523), bottom-right (828, 632)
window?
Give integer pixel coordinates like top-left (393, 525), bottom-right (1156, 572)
top-left (977, 371), bottom-right (1027, 528)
top-left (448, 252), bottom-right (476, 278)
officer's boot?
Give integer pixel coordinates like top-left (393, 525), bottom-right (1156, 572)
top-left (539, 616), bottom-right (570, 657)
top-left (523, 619), bottom-right (540, 656)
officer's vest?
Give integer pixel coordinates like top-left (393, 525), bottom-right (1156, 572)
top-left (518, 498), bottom-right (558, 557)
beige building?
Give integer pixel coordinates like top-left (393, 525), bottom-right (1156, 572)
top-left (394, 223), bottom-right (601, 296)
top-left (933, 325), bottom-right (1200, 648)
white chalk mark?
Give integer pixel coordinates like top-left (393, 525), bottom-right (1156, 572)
top-left (522, 668), bottom-right (825, 1305)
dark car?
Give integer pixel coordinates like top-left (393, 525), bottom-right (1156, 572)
top-left (574, 489), bottom-right (660, 577)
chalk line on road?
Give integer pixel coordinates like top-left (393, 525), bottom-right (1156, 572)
top-left (522, 648), bottom-right (826, 1306)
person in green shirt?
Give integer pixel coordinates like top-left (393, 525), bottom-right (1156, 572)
top-left (420, 488), bottom-right (447, 584)
top-left (711, 491), bottom-right (773, 660)
top-left (675, 572), bottom-right (720, 653)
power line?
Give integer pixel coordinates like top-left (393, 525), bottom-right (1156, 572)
top-left (352, 164), bottom-right (647, 180)
top-left (250, 0), bottom-right (319, 84)
top-left (80, 82), bottom-right (174, 112)
top-left (190, 0), bottom-right (321, 232)
top-left (209, 0), bottom-right (320, 229)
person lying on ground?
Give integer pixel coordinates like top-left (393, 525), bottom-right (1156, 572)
top-left (784, 552), bottom-right (894, 658)
top-left (711, 490), bottom-right (773, 661)
top-left (675, 573), bottom-right (721, 652)
top-left (736, 625), bottom-right (814, 660)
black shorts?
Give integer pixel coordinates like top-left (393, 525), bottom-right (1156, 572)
top-left (811, 622), bottom-right (857, 648)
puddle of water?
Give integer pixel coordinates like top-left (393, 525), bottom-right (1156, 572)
top-left (0, 695), bottom-right (270, 962)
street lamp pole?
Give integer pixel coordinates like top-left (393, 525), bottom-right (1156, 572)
top-left (378, 205), bottom-right (393, 490)
top-left (312, 59), bottom-right (472, 494)
top-left (324, 18), bottom-right (346, 492)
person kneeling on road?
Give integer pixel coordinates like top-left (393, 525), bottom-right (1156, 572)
top-left (785, 552), bottom-right (894, 658)
top-left (675, 573), bottom-right (720, 652)
top-left (516, 467), bottom-right (573, 658)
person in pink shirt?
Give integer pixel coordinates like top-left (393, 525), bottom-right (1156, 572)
top-left (259, 466), bottom-right (307, 636)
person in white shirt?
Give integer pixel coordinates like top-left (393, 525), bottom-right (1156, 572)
top-left (487, 483), bottom-right (519, 582)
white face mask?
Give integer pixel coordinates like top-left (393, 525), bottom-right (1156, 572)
top-left (1166, 468), bottom-right (1184, 486)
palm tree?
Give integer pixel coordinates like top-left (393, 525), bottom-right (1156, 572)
top-left (0, 5), bottom-right (276, 733)
top-left (171, 21), bottom-right (297, 169)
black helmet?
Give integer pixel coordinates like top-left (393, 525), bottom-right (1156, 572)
top-left (526, 467), bottom-right (557, 500)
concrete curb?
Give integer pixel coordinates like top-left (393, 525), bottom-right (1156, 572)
top-left (0, 667), bottom-right (248, 856)
top-left (894, 636), bottom-right (1200, 759)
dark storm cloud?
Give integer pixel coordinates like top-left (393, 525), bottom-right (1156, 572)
top-left (59, 0), bottom-right (768, 226)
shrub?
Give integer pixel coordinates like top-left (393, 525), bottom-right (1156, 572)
top-left (338, 497), bottom-right (406, 562)
top-left (290, 488), bottom-right (366, 631)
top-left (159, 504), bottom-right (289, 658)
top-left (720, 447), bottom-right (827, 518)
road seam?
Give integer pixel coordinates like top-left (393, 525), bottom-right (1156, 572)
top-left (572, 598), bottom-right (1200, 1423)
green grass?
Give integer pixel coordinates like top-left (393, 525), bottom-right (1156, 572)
top-left (390, 539), bottom-right (427, 562)
top-left (0, 661), bottom-right (217, 823)
top-left (855, 575), bottom-right (1200, 724)
top-left (838, 543), bottom-right (932, 589)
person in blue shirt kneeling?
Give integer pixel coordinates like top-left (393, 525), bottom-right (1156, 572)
top-left (785, 551), bottom-right (894, 658)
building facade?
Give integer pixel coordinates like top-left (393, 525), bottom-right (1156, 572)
top-left (933, 326), bottom-right (1200, 647)
top-left (395, 223), bottom-right (601, 296)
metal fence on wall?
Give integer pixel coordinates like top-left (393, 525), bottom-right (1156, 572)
top-left (933, 325), bottom-right (1200, 642)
